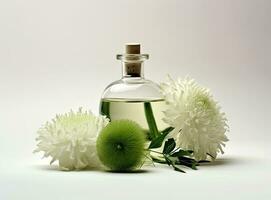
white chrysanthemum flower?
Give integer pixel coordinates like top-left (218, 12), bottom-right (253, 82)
top-left (160, 76), bottom-right (229, 161)
top-left (34, 108), bottom-right (109, 170)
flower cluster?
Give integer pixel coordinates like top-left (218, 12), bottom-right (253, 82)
top-left (34, 108), bottom-right (109, 170)
top-left (160, 76), bottom-right (229, 161)
top-left (34, 76), bottom-right (230, 172)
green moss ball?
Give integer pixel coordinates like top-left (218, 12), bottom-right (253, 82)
top-left (96, 120), bottom-right (146, 171)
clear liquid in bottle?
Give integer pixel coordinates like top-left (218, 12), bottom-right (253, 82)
top-left (99, 44), bottom-right (167, 136)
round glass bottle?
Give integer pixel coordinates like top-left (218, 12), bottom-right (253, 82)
top-left (99, 44), bottom-right (167, 136)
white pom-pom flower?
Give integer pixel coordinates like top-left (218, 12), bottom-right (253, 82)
top-left (34, 108), bottom-right (109, 170)
top-left (160, 76), bottom-right (229, 161)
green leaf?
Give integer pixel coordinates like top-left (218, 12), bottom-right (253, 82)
top-left (178, 156), bottom-right (197, 163)
top-left (164, 156), bottom-right (172, 166)
top-left (161, 127), bottom-right (174, 135)
top-left (191, 163), bottom-right (197, 170)
top-left (151, 157), bottom-right (167, 164)
top-left (148, 127), bottom-right (173, 149)
top-left (163, 138), bottom-right (176, 154)
top-left (171, 149), bottom-right (193, 157)
top-left (177, 157), bottom-right (198, 170)
top-left (144, 102), bottom-right (159, 139)
top-left (151, 150), bottom-right (188, 173)
top-left (165, 155), bottom-right (186, 173)
top-left (198, 160), bottom-right (210, 163)
top-left (173, 166), bottom-right (186, 173)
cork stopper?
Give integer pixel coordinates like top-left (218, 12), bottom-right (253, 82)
top-left (122, 43), bottom-right (141, 77)
top-left (125, 43), bottom-right (141, 54)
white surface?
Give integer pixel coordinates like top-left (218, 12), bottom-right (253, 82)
top-left (1, 0), bottom-right (271, 199)
top-left (1, 143), bottom-right (270, 200)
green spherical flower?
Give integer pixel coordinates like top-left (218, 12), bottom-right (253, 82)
top-left (96, 120), bottom-right (146, 171)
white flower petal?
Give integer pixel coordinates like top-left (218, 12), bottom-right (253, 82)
top-left (160, 76), bottom-right (229, 161)
top-left (34, 108), bottom-right (109, 170)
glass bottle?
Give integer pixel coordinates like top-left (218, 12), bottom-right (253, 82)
top-left (99, 44), bottom-right (167, 137)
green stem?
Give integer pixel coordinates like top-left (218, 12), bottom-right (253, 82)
top-left (144, 102), bottom-right (160, 139)
top-left (100, 100), bottom-right (111, 121)
top-left (151, 156), bottom-right (167, 164)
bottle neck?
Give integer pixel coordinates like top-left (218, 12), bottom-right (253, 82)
top-left (121, 61), bottom-right (144, 78)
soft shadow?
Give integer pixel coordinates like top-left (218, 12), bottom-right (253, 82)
top-left (32, 165), bottom-right (151, 173)
top-left (33, 164), bottom-right (60, 171)
top-left (103, 169), bottom-right (150, 174)
top-left (199, 157), bottom-right (248, 167)
top-left (32, 165), bottom-right (100, 172)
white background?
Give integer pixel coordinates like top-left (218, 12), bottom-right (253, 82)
top-left (0, 0), bottom-right (270, 199)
